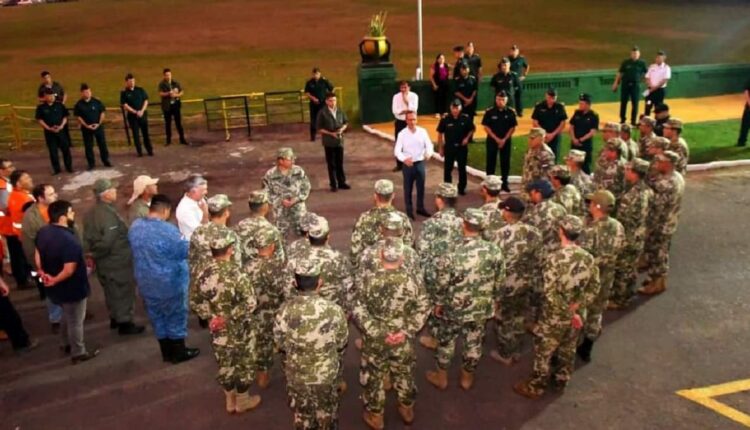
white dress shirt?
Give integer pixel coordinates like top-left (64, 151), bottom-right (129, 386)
top-left (646, 63), bottom-right (672, 89)
top-left (175, 195), bottom-right (203, 240)
top-left (394, 126), bottom-right (434, 162)
top-left (392, 91), bottom-right (419, 121)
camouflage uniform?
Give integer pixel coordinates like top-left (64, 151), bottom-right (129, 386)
top-left (523, 199), bottom-right (566, 256)
top-left (611, 159), bottom-right (653, 306)
top-left (189, 222), bottom-right (241, 311)
top-left (668, 137), bottom-right (689, 176)
top-left (234, 191), bottom-right (285, 265)
top-left (274, 260), bottom-right (349, 430)
top-left (479, 175), bottom-right (505, 241)
top-left (638, 116), bottom-right (658, 159)
top-left (353, 239), bottom-right (430, 415)
top-left (286, 212), bottom-right (318, 261)
top-left (350, 200), bottom-right (413, 266)
top-left (521, 130), bottom-right (556, 189)
top-left (623, 138), bottom-right (639, 162)
top-left (433, 209), bottom-right (505, 372)
top-left (262, 147), bottom-right (311, 237)
top-left (550, 165), bottom-right (583, 216)
top-left (592, 139), bottom-right (625, 199)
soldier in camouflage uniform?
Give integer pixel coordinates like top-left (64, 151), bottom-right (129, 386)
top-left (192, 231), bottom-right (260, 414)
top-left (514, 215), bottom-right (599, 399)
top-left (245, 228), bottom-right (294, 389)
top-left (416, 183), bottom-right (463, 350)
top-left (425, 208), bottom-right (505, 391)
top-left (620, 123), bottom-right (639, 161)
top-left (644, 136), bottom-right (670, 187)
top-left (234, 190), bottom-right (285, 265)
top-left (488, 197), bottom-right (542, 365)
top-left (287, 215), bottom-right (352, 308)
top-left (609, 159), bottom-right (653, 309)
top-left (565, 149), bottom-right (594, 198)
top-left (637, 116), bottom-right (658, 160)
top-left (350, 179), bottom-right (413, 265)
top-left (477, 175), bottom-right (505, 241)
top-left (354, 237), bottom-right (430, 429)
top-left (577, 190), bottom-right (625, 362)
top-left (638, 151), bottom-right (685, 296)
top-left (262, 147), bottom-right (311, 237)
top-left (521, 127), bottom-right (555, 189)
top-left (287, 212), bottom-right (318, 261)
top-left (600, 122), bottom-right (628, 162)
top-left (662, 118), bottom-right (689, 175)
top-left (274, 258), bottom-right (349, 430)
top-left (549, 165), bottom-right (583, 216)
top-left (592, 138), bottom-right (625, 199)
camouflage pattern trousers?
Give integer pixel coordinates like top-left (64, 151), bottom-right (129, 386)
top-left (584, 263), bottom-right (613, 340)
top-left (528, 322), bottom-right (579, 393)
top-left (643, 231), bottom-right (673, 281)
top-left (256, 309), bottom-right (278, 372)
top-left (212, 331), bottom-right (255, 391)
top-left (287, 382), bottom-right (340, 430)
top-left (437, 319), bottom-right (487, 372)
top-left (610, 246), bottom-right (642, 306)
top-left (361, 339), bottom-right (417, 414)
top-left (495, 290), bottom-right (529, 360)
top-left (273, 203), bottom-right (307, 238)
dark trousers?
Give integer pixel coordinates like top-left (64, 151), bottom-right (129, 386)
top-left (435, 82), bottom-right (449, 115)
top-left (619, 81), bottom-right (640, 125)
top-left (402, 161), bottom-right (426, 214)
top-left (547, 134), bottom-right (561, 164)
top-left (738, 104), bottom-right (750, 146)
top-left (579, 139), bottom-right (594, 174)
top-left (486, 138), bottom-right (512, 183)
top-left (163, 103), bottom-right (186, 144)
top-left (309, 103), bottom-right (322, 141)
top-left (514, 87), bottom-right (524, 116)
top-left (81, 126), bottom-right (110, 168)
top-left (0, 294), bottom-right (31, 349)
top-left (4, 235), bottom-right (29, 288)
top-left (394, 119), bottom-right (407, 168)
top-left (127, 113), bottom-right (153, 156)
top-left (324, 146), bottom-right (346, 188)
top-left (44, 131), bottom-right (72, 174)
top-left (444, 144), bottom-right (468, 193)
top-left (644, 87), bottom-right (666, 116)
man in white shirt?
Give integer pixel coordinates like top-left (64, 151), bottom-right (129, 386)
top-left (644, 50), bottom-right (671, 116)
top-left (175, 174), bottom-right (208, 240)
top-left (392, 81), bottom-right (419, 172)
top-left (394, 111), bottom-right (433, 219)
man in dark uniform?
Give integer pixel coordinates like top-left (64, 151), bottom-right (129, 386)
top-left (508, 45), bottom-right (529, 117)
top-left (452, 46), bottom-right (469, 79)
top-left (74, 84), bottom-right (111, 170)
top-left (531, 88), bottom-right (568, 162)
top-left (304, 67), bottom-right (333, 142)
top-left (738, 78), bottom-right (750, 147)
top-left (437, 99), bottom-right (475, 195)
top-left (612, 46), bottom-right (648, 126)
top-left (465, 42), bottom-right (482, 81)
top-left (120, 73), bottom-right (153, 157)
top-left (568, 93), bottom-right (600, 174)
top-left (37, 71), bottom-right (73, 147)
top-left (654, 103), bottom-right (670, 137)
top-left (489, 58), bottom-right (520, 108)
top-left (158, 68), bottom-right (188, 146)
top-left (482, 91), bottom-right (517, 192)
top-left (454, 63), bottom-right (478, 120)
top-left (36, 89), bottom-right (73, 175)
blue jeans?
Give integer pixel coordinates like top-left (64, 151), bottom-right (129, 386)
top-left (47, 298), bottom-right (63, 324)
top-left (402, 161), bottom-right (426, 214)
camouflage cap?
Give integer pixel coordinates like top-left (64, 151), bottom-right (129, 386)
top-left (207, 194), bottom-right (232, 212)
top-left (381, 212), bottom-right (405, 232)
top-left (585, 189), bottom-right (616, 209)
top-left (277, 147), bottom-right (295, 160)
top-left (374, 179), bottom-right (394, 195)
top-left (436, 182), bottom-right (458, 198)
top-left (528, 127), bottom-right (546, 139)
top-left (559, 214), bottom-right (583, 236)
top-left (462, 207), bottom-right (486, 228)
top-left (381, 237), bottom-right (405, 262)
top-left (93, 178), bottom-right (118, 195)
top-left (549, 165), bottom-right (571, 181)
top-left (299, 212), bottom-right (319, 232)
top-left (620, 123), bottom-right (632, 134)
top-left (255, 228), bottom-right (277, 248)
top-left (500, 196), bottom-right (525, 214)
top-left (248, 190), bottom-right (269, 204)
top-left (604, 138), bottom-right (622, 153)
top-left (665, 118), bottom-right (683, 130)
top-left (308, 216), bottom-right (330, 239)
top-left (603, 122), bottom-right (621, 132)
top-left (627, 158), bottom-right (651, 175)
top-left (209, 227), bottom-right (237, 250)
top-left (650, 136), bottom-right (670, 150)
top-left (566, 149), bottom-right (586, 163)
top-left (655, 150), bottom-right (680, 165)
top-left (291, 258), bottom-right (321, 277)
top-left (482, 175), bottom-right (503, 192)
top-left (639, 116), bottom-right (656, 127)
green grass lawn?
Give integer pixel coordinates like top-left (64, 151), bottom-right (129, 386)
top-left (469, 119), bottom-right (748, 175)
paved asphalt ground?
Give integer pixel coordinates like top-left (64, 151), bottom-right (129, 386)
top-left (1, 127), bottom-right (749, 429)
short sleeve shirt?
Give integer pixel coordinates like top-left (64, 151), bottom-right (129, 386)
top-left (304, 78), bottom-right (333, 104)
top-left (532, 101), bottom-right (568, 132)
top-left (36, 225), bottom-right (90, 304)
top-left (37, 82), bottom-right (65, 103)
top-left (73, 97), bottom-right (106, 125)
top-left (437, 113), bottom-right (475, 146)
top-left (569, 109), bottom-right (599, 140)
top-left (619, 59), bottom-right (648, 83)
top-left (158, 79), bottom-right (182, 111)
top-left (481, 106), bottom-right (518, 142)
top-left (35, 102), bottom-right (68, 127)
top-left (509, 56), bottom-right (529, 76)
top-left (120, 86), bottom-right (149, 112)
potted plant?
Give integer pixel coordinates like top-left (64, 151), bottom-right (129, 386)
top-left (359, 11), bottom-right (391, 64)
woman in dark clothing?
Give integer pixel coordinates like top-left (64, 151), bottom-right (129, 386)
top-left (430, 53), bottom-right (450, 117)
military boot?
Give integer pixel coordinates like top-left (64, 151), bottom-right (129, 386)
top-left (489, 350), bottom-right (516, 366)
top-left (169, 339), bottom-right (200, 364)
top-left (425, 368), bottom-right (448, 390)
top-left (157, 339), bottom-right (171, 362)
top-left (513, 380), bottom-right (543, 400)
top-left (224, 390), bottom-right (237, 414)
top-left (363, 411), bottom-right (384, 430)
top-left (397, 403), bottom-right (415, 425)
top-left (576, 337), bottom-right (594, 363)
top-left (418, 335), bottom-right (438, 350)
top-left (256, 371), bottom-right (270, 389)
top-left (235, 391), bottom-right (261, 413)
top-left (459, 369), bottom-right (474, 390)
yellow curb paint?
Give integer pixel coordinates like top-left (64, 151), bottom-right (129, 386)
top-left (677, 378), bottom-right (750, 428)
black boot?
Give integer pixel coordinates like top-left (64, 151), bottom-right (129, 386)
top-left (198, 317), bottom-right (209, 329)
top-left (169, 339), bottom-right (200, 364)
top-left (118, 322), bottom-right (146, 336)
top-left (158, 339), bottom-right (171, 362)
top-left (110, 318), bottom-right (118, 330)
top-left (576, 338), bottom-right (594, 363)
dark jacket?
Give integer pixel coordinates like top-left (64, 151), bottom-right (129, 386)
top-left (316, 107), bottom-right (348, 148)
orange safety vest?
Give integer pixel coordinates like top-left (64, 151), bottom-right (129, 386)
top-left (7, 189), bottom-right (34, 237)
top-left (0, 177), bottom-right (12, 236)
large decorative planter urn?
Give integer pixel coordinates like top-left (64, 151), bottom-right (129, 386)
top-left (359, 36), bottom-right (391, 65)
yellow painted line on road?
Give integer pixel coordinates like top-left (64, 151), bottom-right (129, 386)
top-left (677, 378), bottom-right (750, 428)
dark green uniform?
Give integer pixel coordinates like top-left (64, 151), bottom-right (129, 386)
top-left (454, 75), bottom-right (478, 117)
top-left (481, 106), bottom-right (517, 184)
top-left (35, 101), bottom-right (72, 174)
top-left (120, 86), bottom-right (153, 156)
top-left (489, 71), bottom-right (520, 107)
top-left (37, 82), bottom-right (65, 103)
top-left (74, 97), bottom-right (110, 169)
top-left (618, 58), bottom-right (647, 125)
top-left (304, 77), bottom-right (333, 141)
top-left (531, 101), bottom-right (568, 162)
top-left (158, 79), bottom-right (187, 145)
top-left (508, 55), bottom-right (529, 115)
top-left (569, 109), bottom-right (600, 174)
top-left (437, 113), bottom-right (475, 194)
top-left (466, 53), bottom-right (482, 79)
